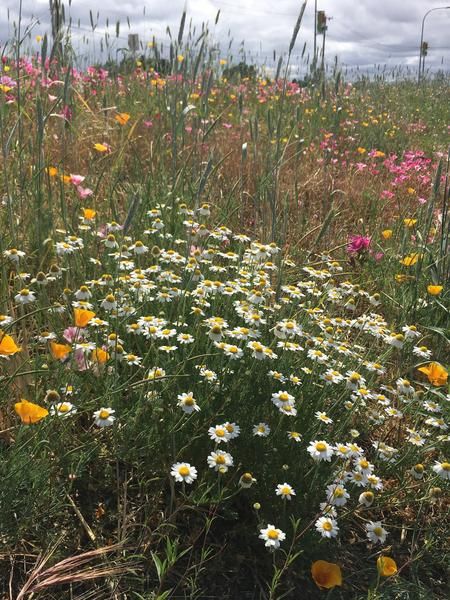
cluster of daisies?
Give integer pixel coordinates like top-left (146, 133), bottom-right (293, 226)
top-left (2, 199), bottom-right (448, 552)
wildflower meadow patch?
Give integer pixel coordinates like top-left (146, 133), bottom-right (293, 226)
top-left (0, 6), bottom-right (449, 599)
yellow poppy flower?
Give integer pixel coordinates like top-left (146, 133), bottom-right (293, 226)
top-left (394, 274), bottom-right (415, 283)
top-left (403, 218), bottom-right (417, 228)
top-left (377, 556), bottom-right (398, 577)
top-left (0, 332), bottom-right (21, 356)
top-left (417, 362), bottom-right (448, 387)
top-left (400, 253), bottom-right (421, 267)
top-left (94, 143), bottom-right (109, 153)
top-left (311, 560), bottom-right (342, 589)
top-left (15, 399), bottom-right (49, 424)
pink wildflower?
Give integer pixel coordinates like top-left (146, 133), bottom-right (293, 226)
top-left (347, 235), bottom-right (371, 255)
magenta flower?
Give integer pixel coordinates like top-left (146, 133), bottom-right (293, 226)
top-left (347, 235), bottom-right (371, 255)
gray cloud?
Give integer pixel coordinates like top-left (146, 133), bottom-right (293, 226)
top-left (1, 0), bottom-right (449, 76)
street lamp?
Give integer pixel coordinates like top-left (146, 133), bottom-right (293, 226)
top-left (418, 6), bottom-right (450, 82)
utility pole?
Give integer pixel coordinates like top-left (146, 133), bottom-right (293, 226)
top-left (418, 6), bottom-right (450, 83)
top-left (313, 0), bottom-right (317, 71)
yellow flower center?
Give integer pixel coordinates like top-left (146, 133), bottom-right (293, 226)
top-left (267, 529), bottom-right (279, 540)
top-left (216, 455), bottom-right (226, 464)
top-left (316, 442), bottom-right (327, 452)
top-left (178, 466), bottom-right (190, 477)
top-left (323, 521), bottom-right (333, 531)
top-left (99, 410), bottom-right (110, 420)
top-left (58, 403), bottom-right (70, 413)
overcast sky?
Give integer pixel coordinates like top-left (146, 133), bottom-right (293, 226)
top-left (2, 1), bottom-right (450, 76)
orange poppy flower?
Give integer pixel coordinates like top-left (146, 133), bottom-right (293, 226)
top-left (427, 285), bottom-right (443, 296)
top-left (82, 208), bottom-right (96, 220)
top-left (115, 112), bottom-right (130, 125)
top-left (46, 166), bottom-right (58, 177)
top-left (74, 308), bottom-right (96, 328)
top-left (377, 556), bottom-right (398, 577)
top-left (0, 332), bottom-right (21, 356)
top-left (311, 560), bottom-right (342, 589)
top-left (50, 341), bottom-right (71, 361)
top-left (417, 362), bottom-right (448, 387)
top-left (15, 399), bottom-right (49, 424)
top-left (91, 348), bottom-right (110, 364)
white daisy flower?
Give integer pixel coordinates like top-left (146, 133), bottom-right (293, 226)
top-left (207, 450), bottom-right (234, 472)
top-left (271, 390), bottom-right (295, 408)
top-left (259, 525), bottom-right (286, 549)
top-left (358, 491), bottom-right (375, 507)
top-left (402, 325), bottom-right (420, 339)
top-left (50, 402), bottom-right (76, 417)
top-left (315, 411), bottom-right (333, 424)
top-left (239, 472), bottom-right (257, 488)
top-left (307, 440), bottom-right (334, 462)
top-left (223, 422), bottom-right (241, 439)
top-left (275, 483), bottom-right (296, 500)
top-left (14, 288), bottom-right (36, 304)
top-left (171, 462), bottom-right (198, 484)
top-left (366, 521), bottom-right (388, 544)
top-left (432, 460), bottom-right (450, 480)
top-left (253, 422), bottom-right (271, 437)
top-left (326, 484), bottom-right (350, 506)
top-left (177, 333), bottom-right (195, 344)
top-left (288, 431), bottom-right (302, 442)
top-left (413, 345), bottom-right (432, 359)
top-left (177, 392), bottom-right (200, 414)
top-left (93, 407), bottom-right (116, 427)
top-left (315, 516), bottom-right (339, 538)
top-left (208, 424), bottom-right (231, 443)
top-left (410, 464), bottom-right (425, 480)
